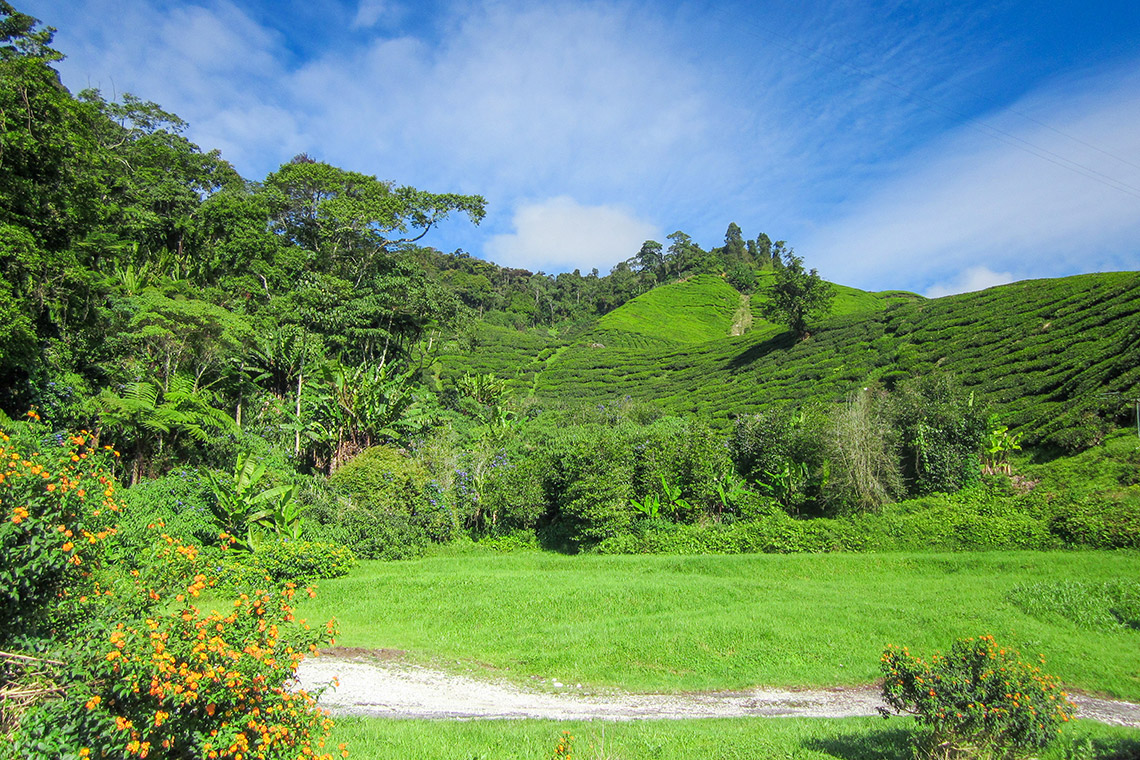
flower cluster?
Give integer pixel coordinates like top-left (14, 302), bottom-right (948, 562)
top-left (75, 582), bottom-right (339, 759)
top-left (880, 635), bottom-right (1076, 760)
top-left (551, 730), bottom-right (573, 760)
top-left (2, 420), bottom-right (344, 759)
top-left (0, 424), bottom-right (122, 643)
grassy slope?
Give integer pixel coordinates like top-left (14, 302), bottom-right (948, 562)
top-left (532, 272), bottom-right (1140, 437)
top-left (592, 274), bottom-right (742, 346)
top-left (430, 323), bottom-right (569, 395)
top-left (297, 550), bottom-right (1140, 700)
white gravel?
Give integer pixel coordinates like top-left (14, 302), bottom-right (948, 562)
top-left (294, 651), bottom-right (1140, 726)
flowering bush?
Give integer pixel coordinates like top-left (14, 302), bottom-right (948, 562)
top-left (0, 419), bottom-right (121, 646)
top-left (1, 420), bottom-right (344, 759)
top-left (13, 584), bottom-right (339, 759)
top-left (880, 635), bottom-right (1075, 760)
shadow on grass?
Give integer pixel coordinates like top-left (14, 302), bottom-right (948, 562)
top-left (726, 331), bottom-right (796, 370)
top-left (1092, 736), bottom-right (1140, 760)
top-left (802, 727), bottom-right (913, 760)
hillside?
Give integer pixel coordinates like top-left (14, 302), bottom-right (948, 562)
top-left (434, 271), bottom-right (1140, 444)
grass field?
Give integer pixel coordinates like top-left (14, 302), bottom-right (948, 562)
top-left (327, 715), bottom-right (1140, 760)
top-left (294, 550), bottom-right (1140, 700)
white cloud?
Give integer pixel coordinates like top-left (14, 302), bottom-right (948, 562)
top-left (283, 1), bottom-right (715, 211)
top-left (353, 0), bottom-right (392, 29)
top-left (484, 196), bottom-right (659, 272)
top-left (802, 63), bottom-right (1140, 291)
top-left (924, 267), bottom-right (1015, 298)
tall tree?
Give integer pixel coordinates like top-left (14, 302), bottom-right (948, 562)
top-left (722, 222), bottom-right (747, 264)
top-left (761, 251), bottom-right (835, 339)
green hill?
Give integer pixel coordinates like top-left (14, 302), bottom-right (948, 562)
top-left (434, 270), bottom-right (1140, 445)
top-left (532, 272), bottom-right (1140, 443)
top-left (591, 274), bottom-right (742, 347)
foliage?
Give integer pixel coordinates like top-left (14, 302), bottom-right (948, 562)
top-left (12, 585), bottom-right (339, 760)
top-left (254, 540), bottom-right (358, 584)
top-left (891, 375), bottom-right (989, 496)
top-left (0, 419), bottom-right (341, 758)
top-left (119, 467), bottom-right (216, 546)
top-left (983, 422), bottom-right (1023, 475)
top-left (881, 636), bottom-right (1076, 760)
top-left (0, 419), bottom-right (120, 646)
top-left (321, 445), bottom-right (451, 557)
top-left (202, 452), bottom-right (300, 552)
top-left (822, 387), bottom-right (903, 514)
top-left (760, 251), bottom-right (836, 339)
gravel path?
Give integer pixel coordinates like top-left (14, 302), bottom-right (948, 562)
top-left (295, 650), bottom-right (1140, 726)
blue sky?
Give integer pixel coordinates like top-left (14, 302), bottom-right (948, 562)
top-left (26, 0), bottom-right (1140, 295)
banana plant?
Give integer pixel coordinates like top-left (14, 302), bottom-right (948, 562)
top-left (713, 472), bottom-right (751, 517)
top-left (757, 461), bottom-right (809, 512)
top-left (203, 453), bottom-right (299, 552)
top-left (630, 493), bottom-right (661, 519)
top-left (659, 476), bottom-right (693, 518)
top-left (984, 424), bottom-right (1023, 475)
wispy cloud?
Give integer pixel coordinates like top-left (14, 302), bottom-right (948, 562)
top-left (485, 197), bottom-right (659, 273)
top-left (802, 63), bottom-right (1140, 292)
top-left (24, 0), bottom-right (1140, 287)
top-left (352, 0), bottom-right (401, 29)
top-left (924, 267), bottom-right (1015, 298)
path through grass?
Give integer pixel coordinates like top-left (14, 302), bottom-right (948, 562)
top-left (295, 550), bottom-right (1140, 700)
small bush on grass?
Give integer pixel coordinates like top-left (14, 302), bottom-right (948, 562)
top-left (880, 635), bottom-right (1075, 760)
top-left (257, 540), bottom-right (357, 584)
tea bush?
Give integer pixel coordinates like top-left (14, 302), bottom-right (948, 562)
top-left (880, 635), bottom-right (1075, 760)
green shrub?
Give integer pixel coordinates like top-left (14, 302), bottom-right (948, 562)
top-left (320, 503), bottom-right (429, 561)
top-left (890, 374), bottom-right (988, 496)
top-left (1047, 497), bottom-right (1140, 549)
top-left (120, 468), bottom-right (216, 547)
top-left (322, 446), bottom-right (452, 558)
top-left (256, 540), bottom-right (357, 583)
top-left (329, 445), bottom-right (431, 510)
top-left (0, 423), bottom-right (120, 645)
top-left (881, 635), bottom-right (1076, 760)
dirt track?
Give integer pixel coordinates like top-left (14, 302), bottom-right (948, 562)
top-left (294, 650), bottom-right (1140, 726)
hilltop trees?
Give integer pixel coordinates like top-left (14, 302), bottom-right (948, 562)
top-left (762, 250), bottom-right (835, 339)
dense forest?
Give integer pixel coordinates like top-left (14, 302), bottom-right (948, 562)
top-left (2, 5), bottom-right (1139, 757)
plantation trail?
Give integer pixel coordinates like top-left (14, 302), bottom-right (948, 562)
top-left (296, 650), bottom-right (1140, 726)
top-left (729, 294), bottom-right (752, 336)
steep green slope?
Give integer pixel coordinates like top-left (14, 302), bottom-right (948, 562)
top-left (532, 272), bottom-right (1140, 441)
top-left (591, 274), bottom-right (741, 347)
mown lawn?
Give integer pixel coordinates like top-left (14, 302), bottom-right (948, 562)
top-left (327, 715), bottom-right (1140, 760)
top-left (294, 550), bottom-right (1140, 700)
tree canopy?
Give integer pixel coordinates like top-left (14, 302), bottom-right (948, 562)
top-left (761, 251), bottom-right (836, 339)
